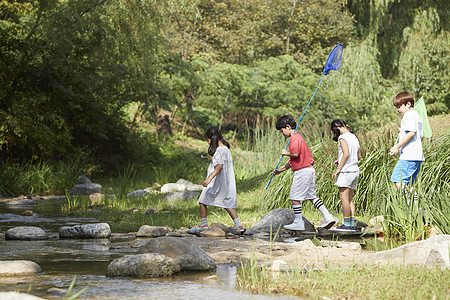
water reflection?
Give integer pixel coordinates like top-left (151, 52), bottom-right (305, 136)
top-left (0, 198), bottom-right (298, 299)
top-left (0, 266), bottom-right (299, 299)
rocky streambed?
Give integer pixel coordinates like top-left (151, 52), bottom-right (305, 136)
top-left (1, 195), bottom-right (449, 300)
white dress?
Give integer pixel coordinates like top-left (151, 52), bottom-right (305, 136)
top-left (198, 146), bottom-right (237, 208)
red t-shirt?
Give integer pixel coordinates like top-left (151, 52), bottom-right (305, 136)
top-left (288, 132), bottom-right (314, 171)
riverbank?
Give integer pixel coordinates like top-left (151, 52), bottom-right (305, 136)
top-left (149, 235), bottom-right (368, 268)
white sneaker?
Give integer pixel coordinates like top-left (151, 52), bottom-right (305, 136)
top-left (284, 220), bottom-right (305, 231)
top-left (318, 217), bottom-right (336, 229)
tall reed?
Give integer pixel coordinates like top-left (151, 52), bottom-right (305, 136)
top-left (0, 160), bottom-right (81, 196)
top-left (112, 164), bottom-right (136, 200)
top-left (262, 124), bottom-right (450, 237)
top-left (233, 120), bottom-right (285, 181)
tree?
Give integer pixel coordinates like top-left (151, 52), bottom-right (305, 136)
top-left (398, 8), bottom-right (449, 114)
top-left (160, 0), bottom-right (355, 69)
top-left (0, 0), bottom-right (175, 171)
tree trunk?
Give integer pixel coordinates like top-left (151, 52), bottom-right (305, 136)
top-left (286, 0), bottom-right (298, 55)
top-left (219, 113), bottom-right (224, 130)
top-left (245, 117), bottom-right (250, 151)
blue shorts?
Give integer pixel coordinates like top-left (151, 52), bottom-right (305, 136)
top-left (391, 160), bottom-right (422, 184)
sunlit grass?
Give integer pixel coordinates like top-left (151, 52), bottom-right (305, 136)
top-left (4, 115), bottom-right (448, 246)
top-left (60, 120), bottom-right (449, 240)
top-left (237, 262), bottom-right (450, 299)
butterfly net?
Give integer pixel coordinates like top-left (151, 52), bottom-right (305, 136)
top-left (323, 43), bottom-right (343, 75)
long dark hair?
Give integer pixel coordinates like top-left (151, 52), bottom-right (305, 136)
top-left (204, 126), bottom-right (230, 156)
top-left (330, 119), bottom-right (353, 142)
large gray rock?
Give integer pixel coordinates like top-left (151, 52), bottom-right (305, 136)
top-left (245, 208), bottom-right (315, 235)
top-left (136, 225), bottom-right (167, 237)
top-left (107, 253), bottom-right (180, 278)
top-left (0, 292), bottom-right (45, 300)
top-left (200, 227), bottom-right (226, 237)
top-left (5, 199), bottom-right (35, 207)
top-left (5, 226), bottom-right (48, 240)
top-left (70, 183), bottom-right (102, 195)
top-left (69, 176), bottom-right (102, 195)
top-left (162, 191), bottom-right (200, 202)
top-left (59, 223), bottom-right (111, 238)
top-left (127, 189), bottom-right (150, 198)
top-left (0, 260), bottom-right (41, 276)
top-left (176, 179), bottom-right (203, 191)
top-left (160, 179), bottom-right (203, 193)
top-left (160, 183), bottom-right (180, 193)
top-left (136, 237), bottom-right (216, 271)
top-left (362, 235), bottom-right (450, 269)
top-left (77, 175), bottom-right (92, 184)
top-left (46, 287), bottom-right (67, 297)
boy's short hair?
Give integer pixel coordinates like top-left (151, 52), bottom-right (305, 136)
top-left (276, 115), bottom-right (296, 130)
top-left (393, 92), bottom-right (414, 108)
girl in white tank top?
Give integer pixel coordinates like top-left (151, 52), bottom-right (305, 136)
top-left (330, 119), bottom-right (361, 231)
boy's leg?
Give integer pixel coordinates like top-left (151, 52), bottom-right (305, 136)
top-left (284, 200), bottom-right (305, 231)
top-left (391, 160), bottom-right (421, 190)
top-left (391, 160), bottom-right (405, 190)
top-left (284, 168), bottom-right (312, 231)
top-left (311, 198), bottom-right (336, 229)
top-left (409, 161), bottom-right (421, 204)
top-left (302, 166), bottom-right (335, 229)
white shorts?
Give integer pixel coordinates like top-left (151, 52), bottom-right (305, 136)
top-left (289, 166), bottom-right (317, 201)
top-left (334, 171), bottom-right (359, 189)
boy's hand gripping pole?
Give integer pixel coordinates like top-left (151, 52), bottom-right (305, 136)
top-left (265, 75), bottom-right (325, 190)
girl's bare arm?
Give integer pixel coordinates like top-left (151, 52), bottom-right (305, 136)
top-left (203, 164), bottom-right (223, 187)
top-left (333, 138), bottom-right (349, 178)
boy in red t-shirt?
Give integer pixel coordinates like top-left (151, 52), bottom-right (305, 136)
top-left (273, 115), bottom-right (336, 231)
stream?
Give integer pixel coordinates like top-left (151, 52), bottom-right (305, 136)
top-left (0, 197), bottom-right (298, 299)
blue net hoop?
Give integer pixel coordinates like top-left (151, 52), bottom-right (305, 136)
top-left (323, 43), bottom-right (343, 75)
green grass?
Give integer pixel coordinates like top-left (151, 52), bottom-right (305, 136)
top-left (63, 177), bottom-right (271, 232)
top-left (0, 160), bottom-right (82, 196)
top-left (237, 262), bottom-right (450, 299)
top-left (59, 120), bottom-right (450, 241)
top-left (4, 116), bottom-right (449, 244)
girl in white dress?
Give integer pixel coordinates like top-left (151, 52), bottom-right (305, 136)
top-left (198, 126), bottom-right (244, 233)
top-left (331, 119), bottom-right (361, 232)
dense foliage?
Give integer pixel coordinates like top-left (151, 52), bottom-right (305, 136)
top-left (1, 0), bottom-right (448, 174)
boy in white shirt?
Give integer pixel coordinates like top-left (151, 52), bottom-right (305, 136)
top-left (389, 92), bottom-right (424, 189)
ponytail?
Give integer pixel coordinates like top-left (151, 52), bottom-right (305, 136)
top-left (204, 126), bottom-right (230, 156)
top-left (330, 119), bottom-right (353, 141)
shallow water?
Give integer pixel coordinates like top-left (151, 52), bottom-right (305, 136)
top-left (0, 198), bottom-right (298, 299)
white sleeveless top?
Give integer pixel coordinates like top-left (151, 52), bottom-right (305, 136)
top-left (338, 132), bottom-right (360, 172)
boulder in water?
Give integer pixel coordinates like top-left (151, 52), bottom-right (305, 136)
top-left (59, 223), bottom-right (111, 238)
top-left (137, 236), bottom-right (216, 271)
top-left (107, 253), bottom-right (180, 278)
top-left (5, 226), bottom-right (48, 240)
top-left (0, 260), bottom-right (41, 276)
